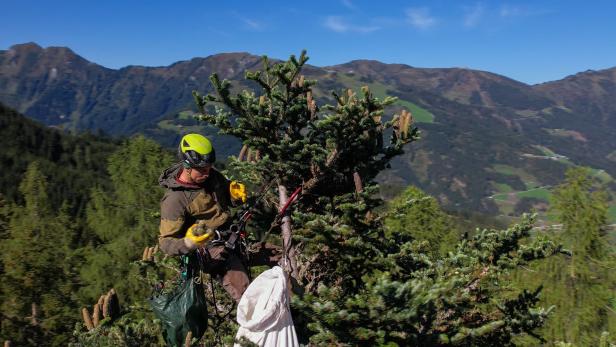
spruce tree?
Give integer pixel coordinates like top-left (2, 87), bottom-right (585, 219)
top-left (516, 167), bottom-right (615, 346)
top-left (192, 51), bottom-right (564, 345)
top-left (383, 186), bottom-right (459, 258)
top-left (0, 162), bottom-right (80, 346)
top-left (80, 135), bottom-right (173, 304)
top-left (71, 51), bottom-right (567, 346)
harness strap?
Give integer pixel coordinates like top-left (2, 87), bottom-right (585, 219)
top-left (207, 224), bottom-right (244, 253)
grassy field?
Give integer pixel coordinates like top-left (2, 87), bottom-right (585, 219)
top-left (491, 165), bottom-right (539, 189)
top-left (491, 188), bottom-right (550, 202)
top-left (337, 74), bottom-right (435, 123)
top-left (177, 110), bottom-right (194, 119)
top-left (533, 145), bottom-right (556, 156)
top-left (492, 164), bottom-right (516, 176)
top-left (395, 99), bottom-right (434, 123)
top-left (489, 164), bottom-right (615, 223)
top-left (516, 187), bottom-right (551, 200)
top-left (157, 119), bottom-right (205, 134)
top-left (493, 182), bottom-right (513, 194)
top-left (489, 163), bottom-right (551, 218)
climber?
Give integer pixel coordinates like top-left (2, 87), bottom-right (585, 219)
top-left (158, 133), bottom-right (281, 302)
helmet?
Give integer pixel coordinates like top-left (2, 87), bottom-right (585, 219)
top-left (178, 134), bottom-right (216, 168)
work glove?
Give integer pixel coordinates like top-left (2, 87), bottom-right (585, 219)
top-left (229, 181), bottom-right (247, 203)
top-left (184, 222), bottom-right (215, 250)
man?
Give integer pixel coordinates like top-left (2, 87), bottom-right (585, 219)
top-left (159, 133), bottom-right (280, 301)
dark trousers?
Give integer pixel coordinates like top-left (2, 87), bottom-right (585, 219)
top-left (203, 242), bottom-right (282, 302)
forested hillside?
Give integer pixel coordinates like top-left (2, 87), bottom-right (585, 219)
top-left (0, 102), bottom-right (118, 214)
top-left (2, 43), bottom-right (615, 217)
top-left (0, 47), bottom-right (616, 347)
top-left (2, 52), bottom-right (613, 347)
top-left (0, 106), bottom-right (173, 345)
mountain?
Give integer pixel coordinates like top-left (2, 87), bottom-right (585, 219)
top-left (1, 43), bottom-right (615, 218)
top-left (534, 67), bottom-right (616, 123)
top-left (0, 102), bottom-right (118, 214)
top-left (0, 43), bottom-right (262, 139)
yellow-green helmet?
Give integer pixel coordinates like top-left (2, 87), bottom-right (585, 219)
top-left (178, 134), bottom-right (216, 167)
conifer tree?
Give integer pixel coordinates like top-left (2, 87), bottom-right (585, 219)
top-left (384, 186), bottom-right (459, 258)
top-left (193, 51), bottom-right (564, 345)
top-left (80, 136), bottom-right (173, 304)
top-left (516, 167), bottom-right (616, 346)
top-left (0, 162), bottom-right (80, 346)
top-left (71, 52), bottom-right (567, 347)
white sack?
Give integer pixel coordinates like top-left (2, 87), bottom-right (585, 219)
top-left (234, 266), bottom-right (299, 347)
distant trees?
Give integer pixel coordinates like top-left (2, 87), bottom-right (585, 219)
top-left (79, 135), bottom-right (173, 305)
top-left (0, 103), bottom-right (117, 216)
top-left (515, 167), bottom-right (616, 346)
top-left (0, 136), bottom-right (174, 346)
top-left (384, 186), bottom-right (459, 258)
top-left (0, 162), bottom-right (80, 346)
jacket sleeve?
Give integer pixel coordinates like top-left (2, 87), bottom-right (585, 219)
top-left (209, 169), bottom-right (234, 209)
top-left (159, 190), bottom-right (192, 255)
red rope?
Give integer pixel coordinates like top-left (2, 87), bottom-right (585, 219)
top-left (279, 186), bottom-right (302, 216)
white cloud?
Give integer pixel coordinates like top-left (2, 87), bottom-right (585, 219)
top-left (241, 17), bottom-right (264, 30)
top-left (230, 11), bottom-right (266, 31)
top-left (500, 5), bottom-right (522, 17)
top-left (323, 16), bottom-right (380, 33)
top-left (464, 3), bottom-right (484, 27)
top-left (341, 0), bottom-right (356, 10)
top-left (324, 16), bottom-right (348, 32)
top-left (499, 4), bottom-right (550, 18)
top-left (406, 7), bottom-right (436, 30)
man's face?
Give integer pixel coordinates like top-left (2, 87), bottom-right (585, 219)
top-left (189, 164), bottom-right (212, 183)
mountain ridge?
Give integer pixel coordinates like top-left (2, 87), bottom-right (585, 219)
top-left (8, 42), bottom-right (612, 85)
top-left (1, 42), bottom-right (614, 217)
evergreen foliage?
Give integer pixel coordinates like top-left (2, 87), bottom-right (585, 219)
top-left (192, 51), bottom-right (564, 345)
top-left (3, 53), bottom-right (610, 346)
top-left (80, 136), bottom-right (173, 304)
top-left (515, 167), bottom-right (616, 346)
top-left (383, 186), bottom-right (459, 258)
top-left (0, 102), bottom-right (118, 215)
top-left (0, 162), bottom-right (81, 346)
top-left (71, 308), bottom-right (164, 347)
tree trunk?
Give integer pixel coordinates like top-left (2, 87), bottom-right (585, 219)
top-left (278, 185), bottom-right (298, 280)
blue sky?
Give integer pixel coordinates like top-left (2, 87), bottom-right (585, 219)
top-left (1, 0), bottom-right (614, 84)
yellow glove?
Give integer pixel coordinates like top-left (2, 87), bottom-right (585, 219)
top-left (185, 223), bottom-right (215, 247)
top-left (230, 181), bottom-right (247, 203)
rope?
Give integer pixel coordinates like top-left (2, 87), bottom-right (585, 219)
top-left (200, 248), bottom-right (236, 346)
top-left (280, 186), bottom-right (302, 216)
top-left (280, 186), bottom-right (302, 271)
top-left (263, 185), bottom-right (303, 237)
top-left (208, 274), bottom-right (224, 347)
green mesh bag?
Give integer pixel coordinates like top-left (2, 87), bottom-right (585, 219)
top-left (150, 253), bottom-right (207, 346)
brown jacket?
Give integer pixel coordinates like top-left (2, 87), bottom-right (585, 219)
top-left (158, 163), bottom-right (233, 255)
